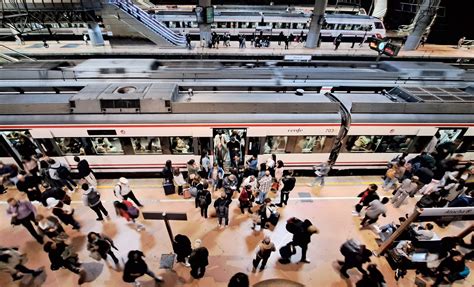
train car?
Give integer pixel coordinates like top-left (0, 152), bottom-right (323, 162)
top-left (155, 11), bottom-right (385, 40)
top-left (0, 81), bottom-right (472, 174)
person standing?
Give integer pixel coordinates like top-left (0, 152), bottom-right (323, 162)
top-left (334, 33), bottom-right (343, 50)
top-left (87, 232), bottom-right (119, 266)
top-left (122, 250), bottom-right (163, 285)
top-left (291, 219), bottom-right (319, 263)
top-left (114, 177), bottom-right (144, 207)
top-left (277, 170), bottom-right (296, 207)
top-left (6, 198), bottom-right (43, 244)
top-left (83, 34), bottom-right (89, 45)
top-left (391, 176), bottom-right (418, 208)
top-left (47, 197), bottom-right (81, 230)
top-left (245, 154), bottom-right (258, 177)
top-left (173, 234), bottom-right (192, 267)
top-left (189, 239), bottom-right (209, 279)
top-left (208, 163), bottom-right (224, 192)
top-left (48, 159), bottom-right (75, 192)
top-left (74, 156), bottom-right (97, 187)
top-left (308, 160), bottom-right (331, 187)
top-left (185, 33), bottom-right (192, 49)
top-left (214, 192), bottom-right (231, 228)
top-left (162, 160), bottom-right (174, 184)
top-left (0, 247), bottom-right (44, 281)
top-left (81, 183), bottom-right (109, 221)
top-left (257, 171), bottom-right (272, 204)
top-left (278, 31), bottom-right (284, 45)
top-left (200, 150), bottom-right (211, 179)
top-left (252, 236), bottom-right (276, 272)
top-left (196, 182), bottom-right (212, 218)
top-left (457, 36), bottom-right (466, 48)
top-left (223, 174), bottom-right (238, 200)
top-left (36, 214), bottom-right (67, 242)
top-left (266, 154), bottom-right (276, 177)
top-left (360, 197), bottom-right (389, 227)
top-left (15, 173), bottom-right (42, 202)
top-left (238, 185), bottom-right (254, 214)
top-left (284, 35), bottom-right (289, 49)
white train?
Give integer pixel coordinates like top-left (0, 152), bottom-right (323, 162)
top-left (0, 80), bottom-right (472, 174)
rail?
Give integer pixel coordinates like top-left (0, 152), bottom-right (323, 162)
top-left (109, 0), bottom-right (186, 47)
top-left (0, 44), bottom-right (35, 61)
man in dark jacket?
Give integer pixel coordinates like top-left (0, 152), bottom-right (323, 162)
top-left (43, 241), bottom-right (86, 284)
top-left (277, 170), bottom-right (296, 207)
top-left (74, 156), bottom-right (96, 186)
top-left (354, 184), bottom-right (379, 214)
top-left (196, 182), bottom-right (212, 218)
top-left (173, 234), bottom-right (192, 267)
top-left (189, 239), bottom-right (209, 279)
top-left (291, 218), bottom-right (319, 263)
top-left (448, 190), bottom-right (474, 207)
top-left (16, 173), bottom-right (41, 202)
top-left (338, 240), bottom-right (372, 278)
top-left (123, 250), bottom-right (163, 284)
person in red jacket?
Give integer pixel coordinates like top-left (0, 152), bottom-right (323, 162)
top-left (113, 200), bottom-right (144, 231)
top-left (238, 185), bottom-right (254, 214)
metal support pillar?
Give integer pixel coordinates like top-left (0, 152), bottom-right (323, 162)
top-left (87, 22), bottom-right (104, 46)
top-left (403, 0), bottom-right (440, 51)
top-left (198, 0), bottom-right (211, 47)
top-left (305, 0), bottom-right (328, 48)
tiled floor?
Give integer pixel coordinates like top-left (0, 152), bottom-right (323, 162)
top-left (0, 175), bottom-right (472, 286)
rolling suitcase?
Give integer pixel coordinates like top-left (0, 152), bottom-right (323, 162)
top-left (163, 182), bottom-right (175, 195)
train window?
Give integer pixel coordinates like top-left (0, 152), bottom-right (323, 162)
top-left (1, 131), bottom-right (39, 159)
top-left (264, 136), bottom-right (288, 154)
top-left (324, 23), bottom-right (335, 30)
top-left (218, 22), bottom-right (225, 28)
top-left (238, 22), bottom-right (243, 28)
top-left (410, 136), bottom-right (433, 153)
top-left (170, 137), bottom-right (193, 154)
top-left (374, 22), bottom-right (384, 29)
top-left (290, 136), bottom-right (334, 153)
top-left (36, 139), bottom-right (61, 157)
top-left (131, 137), bottom-right (162, 154)
top-left (176, 22), bottom-right (181, 28)
top-left (344, 136), bottom-right (383, 152)
top-left (374, 136), bottom-right (414, 153)
top-left (54, 137), bottom-right (95, 155)
top-left (247, 137), bottom-right (262, 156)
top-left (91, 137), bottom-right (124, 155)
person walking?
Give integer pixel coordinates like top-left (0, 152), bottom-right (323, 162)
top-left (284, 35), bottom-right (289, 49)
top-left (238, 185), bottom-right (254, 214)
top-left (354, 184), bottom-right (379, 215)
top-left (74, 156), bottom-right (97, 187)
top-left (391, 176), bottom-right (418, 208)
top-left (360, 197), bottom-right (389, 227)
top-left (43, 241), bottom-right (86, 284)
top-left (6, 198), bottom-right (43, 243)
top-left (185, 33), bottom-right (192, 49)
top-left (83, 34), bottom-right (89, 45)
top-left (162, 160), bottom-right (174, 184)
top-left (196, 182), bottom-right (212, 218)
top-left (81, 183), bottom-right (109, 221)
top-left (228, 272), bottom-right (249, 287)
top-left (338, 240), bottom-right (373, 278)
top-left (189, 239), bottom-right (209, 279)
top-left (114, 177), bottom-right (144, 207)
top-left (252, 236), bottom-right (276, 272)
top-left (355, 264), bottom-right (386, 287)
top-left (36, 214), bottom-right (67, 242)
top-left (47, 197), bottom-right (81, 230)
top-left (223, 174), bottom-right (238, 200)
top-left (114, 200), bottom-right (144, 231)
top-left (214, 192), bottom-right (231, 228)
top-left (48, 159), bottom-right (75, 192)
top-left (173, 234), bottom-right (192, 267)
top-left (15, 173), bottom-right (42, 202)
top-left (256, 171), bottom-right (272, 204)
top-left (334, 34), bottom-right (343, 50)
top-left (87, 232), bottom-right (119, 266)
top-left (291, 219), bottom-right (319, 263)
top-left (0, 247), bottom-right (43, 281)
top-left (308, 160), bottom-right (330, 187)
top-left (277, 170), bottom-right (296, 207)
top-left (208, 163), bottom-right (224, 192)
top-left (122, 250), bottom-right (163, 286)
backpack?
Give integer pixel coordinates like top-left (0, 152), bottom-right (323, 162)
top-left (56, 165), bottom-right (70, 179)
top-left (87, 189), bottom-right (101, 206)
top-left (127, 204), bottom-right (140, 218)
top-left (217, 202), bottom-right (227, 215)
top-left (198, 194), bottom-right (207, 207)
top-left (340, 239), bottom-right (361, 257)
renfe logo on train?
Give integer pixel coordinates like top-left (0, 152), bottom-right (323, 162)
top-left (288, 128), bottom-right (304, 133)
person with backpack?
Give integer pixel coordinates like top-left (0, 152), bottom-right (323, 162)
top-left (338, 239), bottom-right (372, 278)
top-left (0, 247), bottom-right (44, 281)
top-left (114, 200), bottom-right (144, 231)
top-left (47, 197), bottom-right (81, 230)
top-left (87, 232), bottom-right (119, 266)
top-left (114, 177), bottom-right (144, 207)
top-left (214, 192), bottom-right (231, 229)
top-left (123, 250), bottom-right (163, 285)
top-left (252, 236), bottom-right (276, 272)
top-left (196, 182), bottom-right (212, 218)
top-left (48, 159), bottom-right (75, 192)
top-left (290, 218), bottom-right (319, 263)
top-left (81, 183), bottom-right (109, 221)
top-left (172, 234), bottom-right (192, 267)
top-left (43, 241), bottom-right (86, 284)
top-left (36, 214), bottom-right (67, 242)
top-left (276, 170), bottom-right (296, 207)
top-left (189, 239), bottom-right (209, 279)
top-left (355, 264), bottom-right (386, 287)
top-left (74, 156), bottom-right (96, 187)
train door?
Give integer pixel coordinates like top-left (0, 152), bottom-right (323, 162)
top-left (212, 128), bottom-right (246, 169)
top-left (0, 131), bottom-right (39, 166)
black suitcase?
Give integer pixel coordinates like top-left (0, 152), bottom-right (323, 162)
top-left (163, 182), bottom-right (175, 195)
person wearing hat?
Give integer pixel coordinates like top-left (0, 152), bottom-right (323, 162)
top-left (223, 174), bottom-right (238, 200)
top-left (114, 177), bottom-right (143, 207)
top-left (214, 192), bottom-right (231, 228)
top-left (391, 176), bottom-right (419, 208)
top-left (189, 239), bottom-right (209, 279)
top-left (47, 197), bottom-right (81, 230)
top-left (252, 236), bottom-right (276, 272)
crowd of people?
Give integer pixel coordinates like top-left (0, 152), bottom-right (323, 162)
top-left (0, 130), bottom-right (473, 286)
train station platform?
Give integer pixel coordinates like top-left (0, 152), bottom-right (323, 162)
top-left (1, 40), bottom-right (473, 60)
top-left (0, 175), bottom-right (472, 287)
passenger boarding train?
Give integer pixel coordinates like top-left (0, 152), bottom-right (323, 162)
top-left (0, 92), bottom-right (472, 174)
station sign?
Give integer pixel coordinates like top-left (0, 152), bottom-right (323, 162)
top-left (416, 207), bottom-right (474, 222)
top-left (205, 6), bottom-right (214, 24)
